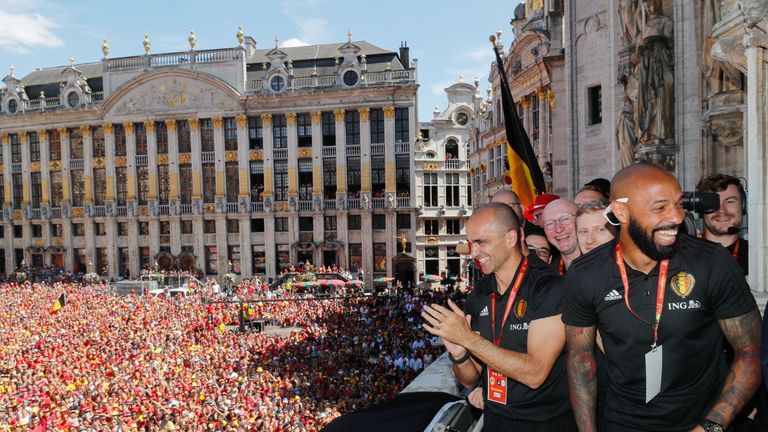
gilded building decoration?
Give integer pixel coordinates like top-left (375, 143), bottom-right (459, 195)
top-left (29, 162), bottom-right (41, 172)
top-left (310, 111), bottom-right (322, 124)
top-left (286, 112), bottom-right (296, 126)
top-left (225, 151), bottom-right (238, 161)
top-left (102, 124), bottom-right (112, 134)
top-left (0, 133), bottom-right (8, 145)
top-left (53, 237), bottom-right (63, 246)
top-left (111, 78), bottom-right (241, 115)
top-left (423, 163), bottom-right (439, 170)
top-left (48, 161), bottom-right (61, 171)
top-left (204, 204), bottom-right (216, 214)
top-left (548, 89), bottom-right (555, 110)
top-left (274, 202), bottom-right (289, 212)
top-left (235, 115), bottom-right (247, 128)
top-left (333, 109), bottom-right (345, 121)
top-left (137, 206), bottom-right (149, 217)
top-left (212, 116), bottom-right (223, 129)
top-left (144, 120), bottom-right (155, 133)
top-left (71, 207), bottom-right (85, 218)
top-left (57, 128), bottom-right (67, 137)
top-left (426, 236), bottom-right (439, 244)
top-left (156, 154), bottom-right (168, 165)
top-left (383, 106), bottom-right (395, 119)
top-left (189, 118), bottom-right (200, 130)
top-left (37, 130), bottom-right (47, 140)
top-left (92, 158), bottom-right (105, 168)
top-left (358, 107), bottom-right (370, 121)
top-left (114, 156), bottom-right (127, 167)
top-left (19, 131), bottom-right (27, 142)
top-left (34, 238), bottom-right (44, 247)
top-left (536, 87), bottom-right (547, 100)
top-left (13, 210), bottom-right (22, 220)
top-left (80, 125), bottom-right (90, 137)
top-left (122, 122), bottom-right (134, 134)
top-left (178, 153), bottom-right (191, 164)
top-left (249, 151), bottom-right (263, 161)
top-left (297, 148), bottom-right (312, 158)
top-left (260, 114), bottom-right (272, 127)
top-left (0, 165), bottom-right (4, 174)
top-left (165, 119), bottom-right (176, 132)
top-left (519, 98), bottom-right (531, 108)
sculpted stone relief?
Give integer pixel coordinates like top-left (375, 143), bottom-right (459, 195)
top-left (616, 0), bottom-right (675, 169)
top-left (111, 77), bottom-right (240, 115)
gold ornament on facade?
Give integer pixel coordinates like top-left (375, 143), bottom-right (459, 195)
top-left (548, 89), bottom-right (555, 110)
top-left (427, 236), bottom-right (438, 244)
top-left (164, 119), bottom-right (176, 132)
top-left (156, 154), bottom-right (168, 165)
top-left (71, 207), bottom-right (85, 218)
top-left (37, 130), bottom-right (47, 140)
top-left (0, 133), bottom-right (7, 145)
top-left (143, 34), bottom-right (151, 55)
top-left (102, 38), bottom-right (110, 58)
top-left (102, 123), bottom-right (112, 134)
top-left (144, 120), bottom-right (155, 133)
top-left (383, 106), bottom-right (395, 119)
top-left (13, 210), bottom-right (22, 220)
top-left (358, 107), bottom-right (370, 121)
top-left (236, 25), bottom-right (245, 46)
top-left (57, 127), bottom-right (67, 137)
top-left (212, 116), bottom-right (223, 130)
top-left (178, 153), bottom-right (191, 164)
top-left (333, 109), bottom-right (345, 121)
top-left (297, 148), bottom-right (312, 158)
top-left (114, 156), bottom-right (127, 167)
top-left (135, 206), bottom-right (148, 216)
top-left (260, 114), bottom-right (272, 127)
top-left (423, 163), bottom-right (439, 170)
top-left (188, 29), bottom-right (196, 50)
top-left (225, 151), bottom-right (238, 161)
top-left (19, 131), bottom-right (27, 142)
top-left (34, 238), bottom-right (44, 247)
top-left (122, 122), bottom-right (134, 134)
top-left (54, 237), bottom-right (64, 246)
top-left (189, 118), bottom-right (200, 130)
top-left (80, 125), bottom-right (91, 137)
top-left (469, 167), bottom-right (476, 175)
top-left (29, 162), bottom-right (41, 172)
top-left (286, 112), bottom-right (296, 126)
top-left (48, 161), bottom-right (61, 171)
top-left (92, 157), bottom-right (105, 168)
top-left (310, 111), bottom-right (322, 124)
top-left (235, 115), bottom-right (247, 128)
top-left (204, 204), bottom-right (216, 214)
top-left (519, 97), bottom-right (531, 108)
top-left (249, 150), bottom-right (263, 161)
top-left (536, 87), bottom-right (547, 100)
top-left (0, 165), bottom-right (4, 174)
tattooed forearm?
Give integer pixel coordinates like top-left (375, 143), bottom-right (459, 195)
top-left (565, 325), bottom-right (598, 432)
top-left (706, 308), bottom-right (762, 427)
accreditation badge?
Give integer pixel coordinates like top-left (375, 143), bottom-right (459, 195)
top-left (487, 368), bottom-right (507, 404)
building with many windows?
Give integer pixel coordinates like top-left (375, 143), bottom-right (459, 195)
top-left (414, 78), bottom-right (475, 282)
top-left (0, 31), bottom-right (418, 283)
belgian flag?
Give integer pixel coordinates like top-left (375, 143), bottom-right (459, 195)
top-left (491, 35), bottom-right (547, 208)
top-left (50, 294), bottom-right (66, 314)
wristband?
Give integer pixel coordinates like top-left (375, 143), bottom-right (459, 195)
top-left (448, 350), bottom-right (471, 364)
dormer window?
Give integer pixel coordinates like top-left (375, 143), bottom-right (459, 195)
top-left (270, 75), bottom-right (286, 92)
top-left (455, 112), bottom-right (468, 126)
top-left (343, 69), bottom-right (359, 87)
top-left (67, 91), bottom-right (80, 108)
top-left (7, 98), bottom-right (17, 114)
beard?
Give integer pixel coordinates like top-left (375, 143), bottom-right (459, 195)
top-left (628, 216), bottom-right (679, 260)
top-left (703, 215), bottom-right (740, 236)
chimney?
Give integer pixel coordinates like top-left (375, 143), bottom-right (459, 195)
top-left (399, 41), bottom-right (410, 69)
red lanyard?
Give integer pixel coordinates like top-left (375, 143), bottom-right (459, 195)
top-left (558, 258), bottom-right (565, 276)
top-left (731, 238), bottom-right (740, 260)
top-left (615, 245), bottom-right (669, 348)
top-left (490, 258), bottom-right (529, 346)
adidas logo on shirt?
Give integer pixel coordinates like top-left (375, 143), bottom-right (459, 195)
top-left (604, 290), bottom-right (622, 301)
top-left (479, 306), bottom-right (489, 317)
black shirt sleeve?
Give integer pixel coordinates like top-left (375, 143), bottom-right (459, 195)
top-left (464, 290), bottom-right (480, 332)
top-left (562, 266), bottom-right (598, 327)
top-left (529, 272), bottom-right (563, 321)
top-left (705, 244), bottom-right (757, 320)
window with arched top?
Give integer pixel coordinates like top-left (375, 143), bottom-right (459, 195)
top-left (445, 139), bottom-right (459, 160)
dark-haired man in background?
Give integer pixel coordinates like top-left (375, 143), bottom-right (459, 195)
top-left (696, 174), bottom-right (748, 275)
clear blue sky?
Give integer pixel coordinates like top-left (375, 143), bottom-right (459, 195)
top-left (0, 0), bottom-right (521, 120)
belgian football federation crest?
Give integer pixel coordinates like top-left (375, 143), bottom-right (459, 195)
top-left (671, 272), bottom-right (696, 298)
top-left (513, 299), bottom-right (527, 319)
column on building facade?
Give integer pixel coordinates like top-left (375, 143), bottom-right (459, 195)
top-left (260, 114), bottom-right (276, 276)
top-left (123, 122), bottom-right (139, 277)
top-left (285, 112), bottom-right (299, 266)
top-left (215, 216), bottom-right (227, 276)
top-left (336, 214), bottom-right (348, 269)
top-left (359, 108), bottom-right (372, 194)
top-left (38, 130), bottom-right (51, 266)
top-left (334, 109), bottom-right (347, 197)
top-left (189, 118), bottom-right (202, 202)
top-left (145, 120), bottom-right (158, 202)
top-left (310, 112), bottom-right (323, 204)
top-left (235, 115), bottom-right (251, 277)
top-left (537, 87), bottom-right (550, 163)
top-left (383, 106), bottom-right (396, 194)
top-left (81, 125), bottom-right (96, 269)
top-left (103, 124), bottom-right (118, 276)
top-left (164, 120), bottom-right (181, 258)
top-left (59, 128), bottom-right (73, 271)
top-left (1, 134), bottom-right (14, 272)
top-left (20, 132), bottom-right (31, 210)
top-left (212, 117), bottom-right (225, 204)
top-left (746, 40), bottom-right (767, 294)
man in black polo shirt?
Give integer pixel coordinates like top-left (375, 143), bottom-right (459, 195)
top-left (697, 174), bottom-right (748, 275)
top-left (563, 163), bottom-right (761, 432)
top-left (423, 203), bottom-right (574, 431)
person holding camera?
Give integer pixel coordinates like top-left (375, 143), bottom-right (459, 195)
top-left (563, 163), bottom-right (761, 432)
top-left (696, 174), bottom-right (748, 275)
top-left (422, 203), bottom-right (575, 431)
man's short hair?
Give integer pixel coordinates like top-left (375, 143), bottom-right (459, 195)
top-left (577, 185), bottom-right (609, 200)
top-left (583, 178), bottom-right (611, 198)
top-left (476, 202), bottom-right (521, 233)
top-left (576, 199), bottom-right (610, 217)
top-left (696, 173), bottom-right (746, 201)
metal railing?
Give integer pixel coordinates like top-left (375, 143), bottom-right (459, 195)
top-left (371, 144), bottom-right (385, 155)
top-left (69, 159), bottom-right (83, 170)
top-left (322, 147), bottom-right (336, 157)
top-left (273, 148), bottom-right (288, 159)
top-left (395, 142), bottom-right (410, 154)
top-left (250, 202), bottom-right (264, 212)
top-left (201, 152), bottom-right (215, 163)
top-left (323, 199), bottom-right (336, 211)
top-left (135, 155), bottom-right (148, 166)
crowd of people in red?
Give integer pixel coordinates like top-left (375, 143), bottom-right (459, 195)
top-left (0, 280), bottom-right (444, 431)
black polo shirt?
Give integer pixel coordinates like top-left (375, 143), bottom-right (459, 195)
top-left (726, 238), bottom-right (748, 276)
top-left (563, 234), bottom-right (757, 432)
top-left (464, 255), bottom-right (570, 423)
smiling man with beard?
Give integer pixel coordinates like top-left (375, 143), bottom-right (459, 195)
top-left (562, 163), bottom-right (761, 432)
top-left (696, 174), bottom-right (748, 275)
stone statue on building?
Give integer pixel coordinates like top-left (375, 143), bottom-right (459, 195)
top-left (616, 94), bottom-right (637, 167)
top-left (618, 0), bottom-right (642, 47)
top-left (634, 0), bottom-right (674, 146)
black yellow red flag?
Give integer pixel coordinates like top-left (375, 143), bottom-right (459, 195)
top-left (491, 35), bottom-right (547, 208)
top-left (50, 293), bottom-right (66, 314)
